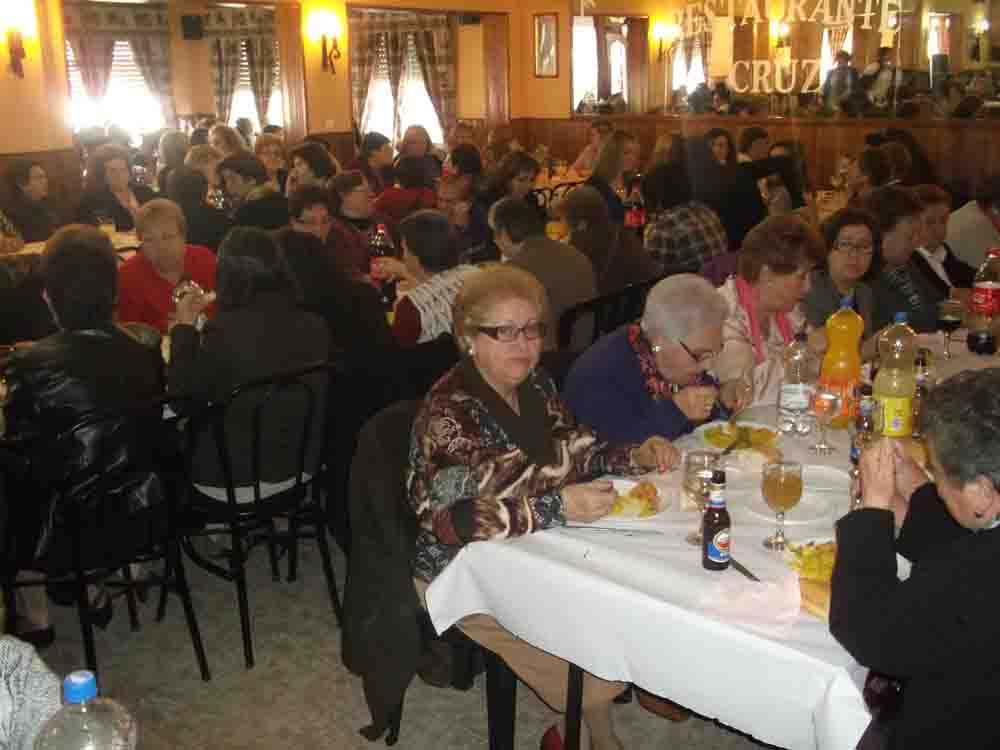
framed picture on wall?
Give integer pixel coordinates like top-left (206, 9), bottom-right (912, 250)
top-left (534, 13), bottom-right (558, 77)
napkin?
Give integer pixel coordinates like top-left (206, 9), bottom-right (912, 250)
top-left (697, 565), bottom-right (802, 636)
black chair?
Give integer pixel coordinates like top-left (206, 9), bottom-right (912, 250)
top-left (179, 362), bottom-right (341, 669)
top-left (1, 406), bottom-right (210, 681)
top-left (555, 273), bottom-right (667, 351)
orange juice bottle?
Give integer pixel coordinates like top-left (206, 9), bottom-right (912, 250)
top-left (819, 296), bottom-right (863, 429)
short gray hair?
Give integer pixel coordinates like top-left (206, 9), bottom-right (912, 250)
top-left (640, 274), bottom-right (728, 341)
top-left (921, 368), bottom-right (1000, 490)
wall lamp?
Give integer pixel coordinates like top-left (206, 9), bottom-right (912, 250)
top-left (1, 0), bottom-right (38, 78)
top-left (307, 10), bottom-right (342, 75)
top-left (977, 18), bottom-right (990, 36)
top-left (652, 21), bottom-right (681, 63)
top-left (770, 20), bottom-right (791, 48)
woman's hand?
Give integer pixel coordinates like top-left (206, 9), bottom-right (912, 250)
top-left (632, 436), bottom-right (680, 473)
top-left (174, 291), bottom-right (214, 327)
top-left (860, 438), bottom-right (910, 527)
top-left (674, 385), bottom-right (718, 424)
top-left (370, 257), bottom-right (410, 283)
top-left (719, 374), bottom-right (753, 414)
top-left (562, 480), bottom-right (617, 522)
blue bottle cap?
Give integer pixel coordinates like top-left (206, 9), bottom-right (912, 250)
top-left (63, 670), bottom-right (98, 704)
top-left (893, 312), bottom-right (908, 323)
top-left (840, 295), bottom-right (854, 308)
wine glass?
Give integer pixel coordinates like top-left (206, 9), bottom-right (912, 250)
top-left (937, 299), bottom-right (964, 360)
top-left (682, 451), bottom-right (718, 546)
top-left (761, 461), bottom-right (803, 551)
top-left (810, 386), bottom-right (842, 455)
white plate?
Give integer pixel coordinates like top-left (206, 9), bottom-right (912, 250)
top-left (694, 420), bottom-right (780, 452)
top-left (732, 465), bottom-right (848, 525)
top-left (784, 536), bottom-right (912, 581)
top-left (602, 476), bottom-right (672, 519)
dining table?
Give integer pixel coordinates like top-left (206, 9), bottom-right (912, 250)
top-left (426, 404), bottom-right (872, 750)
top-left (20, 231), bottom-right (140, 257)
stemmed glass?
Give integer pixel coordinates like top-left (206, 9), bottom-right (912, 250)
top-left (810, 386), bottom-right (842, 455)
top-left (761, 461), bottom-right (803, 551)
top-left (682, 451), bottom-right (718, 546)
top-left (937, 299), bottom-right (964, 360)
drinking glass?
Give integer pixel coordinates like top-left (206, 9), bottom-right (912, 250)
top-left (810, 386), bottom-right (842, 455)
top-left (682, 451), bottom-right (718, 546)
top-left (761, 461), bottom-right (803, 550)
top-left (937, 299), bottom-right (964, 360)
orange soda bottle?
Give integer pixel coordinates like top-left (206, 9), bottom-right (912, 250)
top-left (819, 296), bottom-right (864, 429)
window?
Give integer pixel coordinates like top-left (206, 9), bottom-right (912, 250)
top-left (228, 39), bottom-right (285, 131)
top-left (572, 16), bottom-right (598, 108)
top-left (609, 38), bottom-right (627, 101)
top-left (819, 25), bottom-right (854, 85)
top-left (359, 32), bottom-right (444, 145)
top-left (66, 39), bottom-right (165, 145)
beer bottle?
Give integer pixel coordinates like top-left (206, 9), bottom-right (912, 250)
top-left (702, 470), bottom-right (731, 571)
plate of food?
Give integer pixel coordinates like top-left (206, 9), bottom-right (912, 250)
top-left (784, 538), bottom-right (836, 621)
top-left (697, 421), bottom-right (780, 452)
top-left (607, 478), bottom-right (665, 519)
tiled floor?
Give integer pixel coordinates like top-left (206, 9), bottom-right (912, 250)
top-left (35, 543), bottom-right (770, 750)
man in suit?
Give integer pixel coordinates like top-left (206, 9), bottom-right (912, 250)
top-left (491, 198), bottom-right (597, 351)
top-left (912, 184), bottom-right (977, 294)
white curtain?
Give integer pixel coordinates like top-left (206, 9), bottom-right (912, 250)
top-left (572, 16), bottom-right (598, 107)
top-left (671, 42), bottom-right (687, 91)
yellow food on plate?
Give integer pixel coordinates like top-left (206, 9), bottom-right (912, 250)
top-left (799, 579), bottom-right (832, 621)
top-left (786, 541), bottom-right (837, 621)
top-left (609, 480), bottom-right (661, 518)
top-left (703, 423), bottom-right (779, 451)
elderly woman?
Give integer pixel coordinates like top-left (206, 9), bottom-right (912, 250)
top-left (395, 124), bottom-right (442, 184)
top-left (409, 264), bottom-right (678, 750)
top-left (560, 185), bottom-right (659, 295)
top-left (803, 207), bottom-right (878, 341)
top-left (4, 159), bottom-right (57, 243)
top-left (370, 209), bottom-right (474, 346)
top-left (564, 274), bottom-right (750, 444)
top-left (327, 170), bottom-right (393, 277)
top-left (863, 186), bottom-right (943, 332)
top-left (255, 133), bottom-right (288, 191)
top-left (287, 141), bottom-right (340, 194)
top-left (117, 199), bottom-right (217, 333)
top-left (832, 368), bottom-right (1000, 750)
top-left (168, 227), bottom-right (329, 491)
top-left (717, 214), bottom-right (826, 406)
top-left (77, 144), bottom-right (156, 231)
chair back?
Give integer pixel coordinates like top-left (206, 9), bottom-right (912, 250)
top-left (187, 361), bottom-right (332, 507)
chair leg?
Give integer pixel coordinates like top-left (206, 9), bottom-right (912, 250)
top-left (313, 512), bottom-right (342, 625)
top-left (485, 651), bottom-right (517, 750)
top-left (121, 566), bottom-right (141, 632)
top-left (265, 520), bottom-right (281, 583)
top-left (170, 541), bottom-right (211, 681)
top-left (286, 510), bottom-right (300, 583)
top-left (564, 664), bottom-right (585, 750)
top-left (75, 574), bottom-right (99, 677)
top-left (229, 526), bottom-right (254, 669)
top-left (156, 554), bottom-right (172, 623)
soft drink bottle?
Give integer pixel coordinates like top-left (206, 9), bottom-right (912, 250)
top-left (819, 296), bottom-right (863, 429)
top-left (367, 223), bottom-right (396, 308)
top-left (777, 332), bottom-right (817, 435)
top-left (35, 671), bottom-right (137, 750)
top-left (873, 312), bottom-right (916, 438)
top-left (968, 249), bottom-right (1000, 354)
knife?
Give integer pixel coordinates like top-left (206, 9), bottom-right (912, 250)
top-left (730, 557), bottom-right (761, 582)
top-left (564, 525), bottom-right (664, 536)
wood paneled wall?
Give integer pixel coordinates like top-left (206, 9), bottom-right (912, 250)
top-left (510, 115), bottom-right (1000, 192)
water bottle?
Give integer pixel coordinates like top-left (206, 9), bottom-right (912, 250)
top-left (35, 671), bottom-right (137, 750)
top-left (777, 332), bottom-right (817, 435)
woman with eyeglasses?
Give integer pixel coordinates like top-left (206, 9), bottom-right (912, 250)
top-left (409, 263), bottom-right (679, 750)
top-left (326, 170), bottom-right (397, 277)
top-left (564, 274), bottom-right (751, 444)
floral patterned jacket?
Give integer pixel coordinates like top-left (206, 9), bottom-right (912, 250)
top-left (408, 358), bottom-right (642, 581)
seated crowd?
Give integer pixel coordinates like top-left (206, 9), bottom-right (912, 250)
top-left (2, 115), bottom-right (999, 750)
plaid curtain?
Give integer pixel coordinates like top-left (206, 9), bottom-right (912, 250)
top-left (349, 15), bottom-right (380, 131)
top-left (829, 26), bottom-right (849, 54)
top-left (212, 37), bottom-right (243, 123)
top-left (127, 34), bottom-right (177, 127)
top-left (683, 37), bottom-right (695, 74)
top-left (385, 32), bottom-right (407, 141)
top-left (245, 36), bottom-right (276, 126)
top-left (413, 27), bottom-right (455, 133)
top-left (66, 34), bottom-right (115, 101)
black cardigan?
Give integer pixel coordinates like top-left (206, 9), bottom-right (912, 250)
top-left (77, 184), bottom-right (156, 231)
top-left (4, 195), bottom-right (57, 243)
top-left (830, 485), bottom-right (1000, 750)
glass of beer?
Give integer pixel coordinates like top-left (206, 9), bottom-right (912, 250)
top-left (761, 461), bottom-right (803, 550)
top-left (937, 299), bottom-right (964, 360)
top-left (682, 451), bottom-right (718, 546)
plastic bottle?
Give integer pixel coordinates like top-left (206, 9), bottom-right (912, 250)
top-left (819, 296), bottom-right (864, 430)
top-left (873, 312), bottom-right (917, 439)
top-left (849, 384), bottom-right (876, 510)
top-left (367, 224), bottom-right (396, 308)
top-left (777, 332), bottom-right (817, 435)
top-left (35, 671), bottom-right (137, 750)
top-left (968, 249), bottom-right (1000, 355)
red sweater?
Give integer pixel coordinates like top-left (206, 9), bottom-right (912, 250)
top-left (373, 187), bottom-right (437, 225)
top-left (117, 244), bottom-right (217, 333)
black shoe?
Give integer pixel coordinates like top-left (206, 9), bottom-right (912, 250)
top-left (16, 626), bottom-right (55, 649)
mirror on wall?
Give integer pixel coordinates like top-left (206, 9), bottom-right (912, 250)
top-left (571, 15), bottom-right (649, 114)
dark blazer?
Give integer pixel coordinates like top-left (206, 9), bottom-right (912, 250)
top-left (803, 269), bottom-right (875, 338)
top-left (3, 325), bottom-right (166, 569)
top-left (179, 202), bottom-right (233, 252)
top-left (168, 292), bottom-right (330, 487)
top-left (77, 184), bottom-right (156, 231)
top-left (0, 255), bottom-right (57, 344)
top-left (4, 195), bottom-right (57, 243)
top-left (911, 244), bottom-right (977, 297)
top-left (232, 187), bottom-right (289, 231)
top-left (869, 260), bottom-right (946, 333)
top-left (831, 485), bottom-right (1000, 750)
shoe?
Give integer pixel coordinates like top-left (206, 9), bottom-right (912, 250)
top-left (541, 725), bottom-right (562, 750)
top-left (86, 597), bottom-right (114, 630)
top-left (16, 626), bottom-right (55, 650)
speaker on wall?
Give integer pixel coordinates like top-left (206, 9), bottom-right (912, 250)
top-left (181, 15), bottom-right (204, 41)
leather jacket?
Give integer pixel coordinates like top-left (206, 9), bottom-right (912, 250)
top-left (3, 325), bottom-right (167, 568)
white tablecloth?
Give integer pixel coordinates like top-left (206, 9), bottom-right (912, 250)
top-left (427, 406), bottom-right (871, 750)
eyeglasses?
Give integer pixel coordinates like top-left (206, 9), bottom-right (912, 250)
top-left (476, 322), bottom-right (548, 342)
top-left (833, 241), bottom-right (874, 258)
top-left (678, 339), bottom-right (716, 365)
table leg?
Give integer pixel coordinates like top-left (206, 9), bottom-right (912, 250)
top-left (486, 650), bottom-right (517, 750)
top-left (565, 663), bottom-right (584, 750)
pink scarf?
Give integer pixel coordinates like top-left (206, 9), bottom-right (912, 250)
top-left (735, 276), bottom-right (793, 364)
